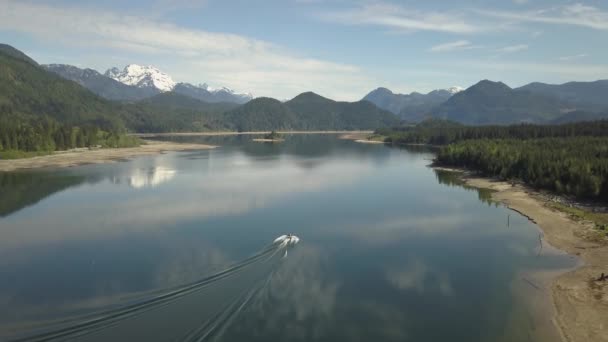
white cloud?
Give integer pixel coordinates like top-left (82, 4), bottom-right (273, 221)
top-left (558, 53), bottom-right (588, 61)
top-left (0, 0), bottom-right (371, 100)
top-left (496, 44), bottom-right (528, 53)
top-left (320, 3), bottom-right (481, 34)
top-left (429, 40), bottom-right (477, 52)
top-left (513, 0), bottom-right (528, 4)
top-left (478, 3), bottom-right (608, 30)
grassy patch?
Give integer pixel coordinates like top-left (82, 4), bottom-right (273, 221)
top-left (548, 202), bottom-right (608, 237)
top-left (0, 150), bottom-right (52, 159)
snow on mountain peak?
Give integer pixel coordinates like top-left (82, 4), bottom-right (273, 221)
top-left (447, 86), bottom-right (464, 94)
top-left (198, 83), bottom-right (253, 99)
top-left (105, 64), bottom-right (176, 92)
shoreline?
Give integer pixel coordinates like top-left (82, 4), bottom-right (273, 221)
top-left (444, 168), bottom-right (607, 342)
top-left (135, 130), bottom-right (373, 138)
top-left (0, 140), bottom-right (216, 172)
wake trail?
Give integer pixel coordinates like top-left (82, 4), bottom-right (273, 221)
top-left (8, 238), bottom-right (297, 342)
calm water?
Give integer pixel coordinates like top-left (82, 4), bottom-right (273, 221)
top-left (0, 135), bottom-right (577, 341)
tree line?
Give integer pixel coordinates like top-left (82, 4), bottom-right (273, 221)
top-left (377, 119), bottom-right (608, 145)
top-left (435, 137), bottom-right (608, 201)
top-left (0, 116), bottom-right (139, 158)
top-left (377, 119), bottom-right (608, 201)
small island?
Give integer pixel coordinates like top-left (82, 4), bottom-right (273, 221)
top-left (252, 131), bottom-right (285, 142)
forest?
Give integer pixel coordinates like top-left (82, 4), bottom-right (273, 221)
top-left (377, 118), bottom-right (608, 145)
top-left (377, 119), bottom-right (608, 201)
top-left (0, 116), bottom-right (140, 159)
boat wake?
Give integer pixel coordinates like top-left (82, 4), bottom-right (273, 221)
top-left (8, 235), bottom-right (299, 342)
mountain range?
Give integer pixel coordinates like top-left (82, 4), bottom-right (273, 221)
top-left (363, 80), bottom-right (608, 125)
top-left (0, 44), bottom-right (399, 133)
top-left (363, 87), bottom-right (463, 122)
top-left (2, 43), bottom-right (608, 133)
top-left (45, 63), bottom-right (253, 104)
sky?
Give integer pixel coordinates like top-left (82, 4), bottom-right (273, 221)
top-left (0, 0), bottom-right (607, 100)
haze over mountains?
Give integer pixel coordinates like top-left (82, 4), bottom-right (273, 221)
top-left (363, 87), bottom-right (463, 122)
top-left (2, 43), bottom-right (608, 133)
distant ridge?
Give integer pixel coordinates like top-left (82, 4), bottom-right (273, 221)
top-left (363, 87), bottom-right (462, 122)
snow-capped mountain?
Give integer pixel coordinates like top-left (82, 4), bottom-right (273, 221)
top-left (105, 64), bottom-right (176, 92)
top-left (199, 83), bottom-right (253, 99)
top-left (447, 86), bottom-right (464, 94)
top-left (103, 64), bottom-right (252, 103)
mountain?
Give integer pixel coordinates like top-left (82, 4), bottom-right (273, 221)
top-left (0, 44), bottom-right (38, 66)
top-left (286, 92), bottom-right (399, 130)
top-left (44, 64), bottom-right (159, 101)
top-left (431, 80), bottom-right (568, 125)
top-left (105, 64), bottom-right (176, 92)
top-left (224, 92), bottom-right (400, 131)
top-left (173, 83), bottom-right (252, 104)
top-left (223, 98), bottom-right (298, 131)
top-left (363, 87), bottom-right (462, 122)
top-left (0, 48), bottom-right (124, 129)
top-left (124, 92), bottom-right (238, 132)
top-left (105, 64), bottom-right (252, 104)
top-left (517, 80), bottom-right (608, 110)
top-left (551, 110), bottom-right (608, 124)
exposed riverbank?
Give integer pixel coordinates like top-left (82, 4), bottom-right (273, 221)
top-left (446, 169), bottom-right (607, 342)
top-left (0, 140), bottom-right (216, 172)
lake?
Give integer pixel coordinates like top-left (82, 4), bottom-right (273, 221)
top-left (0, 134), bottom-right (577, 341)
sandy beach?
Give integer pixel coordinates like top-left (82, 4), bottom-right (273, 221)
top-left (460, 175), bottom-right (608, 342)
top-left (0, 140), bottom-right (215, 172)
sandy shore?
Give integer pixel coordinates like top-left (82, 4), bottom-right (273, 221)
top-left (460, 175), bottom-right (608, 342)
top-left (0, 140), bottom-right (216, 172)
top-left (136, 130), bottom-right (373, 138)
top-left (252, 138), bottom-right (285, 142)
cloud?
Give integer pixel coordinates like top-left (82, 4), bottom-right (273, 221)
top-left (558, 53), bottom-right (588, 61)
top-left (0, 0), bottom-right (371, 100)
top-left (496, 44), bottom-right (528, 53)
top-left (319, 3), bottom-right (481, 34)
top-left (429, 40), bottom-right (477, 52)
top-left (477, 3), bottom-right (608, 30)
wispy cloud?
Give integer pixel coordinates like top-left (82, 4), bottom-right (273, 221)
top-left (0, 0), bottom-right (370, 100)
top-left (477, 3), bottom-right (608, 30)
top-left (319, 3), bottom-right (481, 34)
top-left (496, 44), bottom-right (528, 53)
top-left (429, 40), bottom-right (478, 52)
top-left (558, 53), bottom-right (588, 61)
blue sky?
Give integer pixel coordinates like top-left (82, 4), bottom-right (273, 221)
top-left (1, 0), bottom-right (607, 100)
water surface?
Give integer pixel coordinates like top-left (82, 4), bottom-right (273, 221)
top-left (0, 135), bottom-right (576, 341)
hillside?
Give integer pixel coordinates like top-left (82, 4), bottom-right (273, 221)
top-left (44, 64), bottom-right (159, 102)
top-left (0, 44), bottom-right (38, 66)
top-left (518, 80), bottom-right (608, 110)
top-left (286, 92), bottom-right (400, 130)
top-left (0, 51), bottom-right (123, 129)
top-left (223, 97), bottom-right (299, 131)
top-left (431, 80), bottom-right (567, 125)
top-left (123, 92), bottom-right (237, 132)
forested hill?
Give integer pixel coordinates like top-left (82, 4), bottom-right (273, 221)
top-left (0, 49), bottom-right (124, 129)
top-left (223, 92), bottom-right (400, 131)
top-left (431, 80), bottom-right (566, 125)
top-left (123, 93), bottom-right (238, 133)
